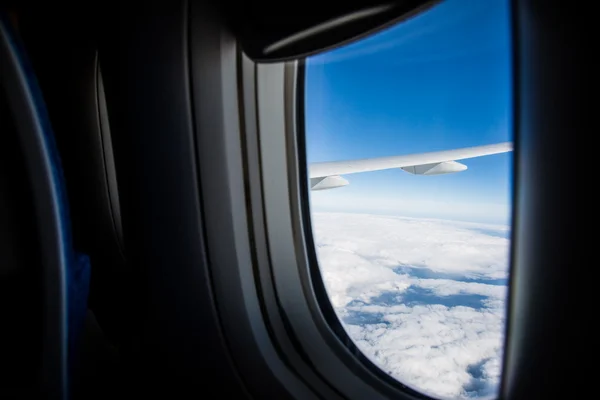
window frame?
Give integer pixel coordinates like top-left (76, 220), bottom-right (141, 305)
top-left (190, 1), bottom-right (522, 396)
top-left (189, 8), bottom-right (437, 397)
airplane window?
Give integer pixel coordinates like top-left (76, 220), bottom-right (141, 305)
top-left (304, 0), bottom-right (512, 398)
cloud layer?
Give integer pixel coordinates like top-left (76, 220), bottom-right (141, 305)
top-left (311, 212), bottom-right (510, 399)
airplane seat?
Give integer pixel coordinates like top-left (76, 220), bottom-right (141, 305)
top-left (15, 9), bottom-right (133, 353)
top-left (0, 56), bottom-right (43, 397)
top-left (1, 12), bottom-right (91, 396)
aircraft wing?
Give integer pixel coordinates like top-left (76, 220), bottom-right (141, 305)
top-left (308, 142), bottom-right (513, 190)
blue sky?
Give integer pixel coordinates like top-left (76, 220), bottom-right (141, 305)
top-left (304, 0), bottom-right (512, 225)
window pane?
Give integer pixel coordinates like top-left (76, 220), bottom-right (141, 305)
top-left (304, 0), bottom-right (512, 398)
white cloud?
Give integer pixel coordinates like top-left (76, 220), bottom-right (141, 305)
top-left (311, 212), bottom-right (510, 399)
top-left (310, 190), bottom-right (511, 225)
